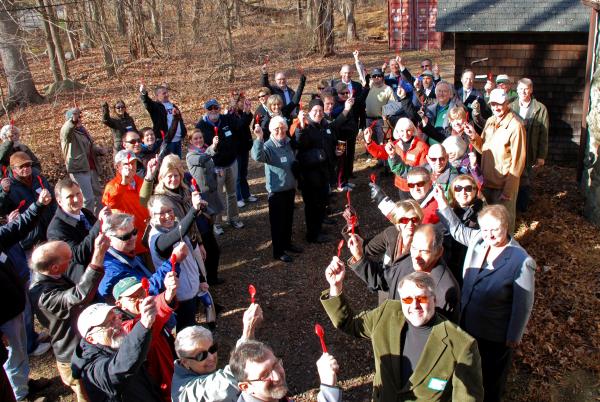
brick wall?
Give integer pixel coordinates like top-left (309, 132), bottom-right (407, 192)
top-left (389, 0), bottom-right (442, 50)
top-left (454, 32), bottom-right (588, 166)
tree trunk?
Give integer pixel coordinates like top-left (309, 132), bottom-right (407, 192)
top-left (0, 3), bottom-right (43, 107)
top-left (81, 1), bottom-right (97, 48)
top-left (114, 0), bottom-right (126, 35)
top-left (175, 0), bottom-right (183, 39)
top-left (36, 0), bottom-right (60, 83)
top-left (315, 0), bottom-right (334, 56)
top-left (297, 0), bottom-right (303, 20)
top-left (44, 0), bottom-right (70, 80)
top-left (63, 5), bottom-right (79, 59)
top-left (91, 0), bottom-right (116, 77)
top-left (341, 0), bottom-right (358, 41)
top-left (221, 1), bottom-right (235, 82)
top-left (192, 0), bottom-right (202, 41)
top-left (150, 0), bottom-right (161, 36)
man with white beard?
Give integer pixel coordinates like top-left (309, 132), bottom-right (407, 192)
top-left (71, 298), bottom-right (163, 402)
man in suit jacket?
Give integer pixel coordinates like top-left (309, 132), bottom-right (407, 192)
top-left (321, 263), bottom-right (483, 402)
top-left (456, 69), bottom-right (490, 120)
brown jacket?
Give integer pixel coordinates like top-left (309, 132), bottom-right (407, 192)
top-left (60, 120), bottom-right (102, 173)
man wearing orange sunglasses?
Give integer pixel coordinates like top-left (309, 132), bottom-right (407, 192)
top-left (321, 267), bottom-right (484, 402)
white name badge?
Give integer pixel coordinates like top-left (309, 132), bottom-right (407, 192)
top-left (0, 253), bottom-right (6, 263)
top-left (224, 130), bottom-right (232, 137)
top-left (280, 156), bottom-right (288, 163)
top-left (326, 129), bottom-right (332, 134)
top-left (427, 378), bottom-right (447, 392)
top-left (406, 153), bottom-right (415, 162)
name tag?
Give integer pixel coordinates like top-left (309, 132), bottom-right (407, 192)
top-left (35, 188), bottom-right (42, 194)
top-left (0, 253), bottom-right (6, 263)
top-left (224, 130), bottom-right (232, 137)
top-left (326, 129), bottom-right (331, 134)
top-left (406, 153), bottom-right (415, 162)
top-left (427, 378), bottom-right (447, 392)
top-left (280, 156), bottom-right (288, 163)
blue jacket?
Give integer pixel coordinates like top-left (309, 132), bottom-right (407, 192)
top-left (251, 138), bottom-right (296, 193)
top-left (99, 248), bottom-right (179, 302)
top-left (437, 207), bottom-right (535, 343)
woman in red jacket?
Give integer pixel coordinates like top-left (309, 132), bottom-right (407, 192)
top-left (363, 117), bottom-right (429, 199)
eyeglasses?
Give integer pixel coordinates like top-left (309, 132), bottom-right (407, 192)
top-left (190, 343), bottom-right (218, 362)
top-left (339, 91), bottom-right (349, 96)
top-left (372, 74), bottom-right (383, 78)
top-left (407, 181), bottom-right (427, 188)
top-left (207, 106), bottom-right (220, 111)
top-left (246, 358), bottom-right (283, 383)
top-left (15, 162), bottom-right (33, 169)
top-left (429, 157), bottom-right (446, 162)
top-left (111, 228), bottom-right (138, 241)
top-left (398, 216), bottom-right (420, 225)
top-left (125, 139), bottom-right (140, 144)
top-left (401, 295), bottom-right (429, 304)
top-left (454, 184), bottom-right (475, 193)
top-left (258, 94), bottom-right (267, 98)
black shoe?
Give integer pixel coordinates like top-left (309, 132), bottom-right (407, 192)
top-left (208, 278), bottom-right (225, 286)
top-left (285, 244), bottom-right (304, 254)
top-left (28, 378), bottom-right (52, 393)
top-left (322, 217), bottom-right (336, 225)
top-left (214, 303), bottom-right (224, 315)
top-left (276, 254), bottom-right (293, 263)
top-left (308, 234), bottom-right (331, 244)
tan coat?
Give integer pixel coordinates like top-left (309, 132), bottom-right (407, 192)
top-left (472, 111), bottom-right (526, 196)
top-left (60, 120), bottom-right (101, 173)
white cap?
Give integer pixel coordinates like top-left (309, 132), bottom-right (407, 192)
top-left (495, 74), bottom-right (511, 84)
top-left (77, 303), bottom-right (115, 338)
top-left (488, 88), bottom-right (507, 104)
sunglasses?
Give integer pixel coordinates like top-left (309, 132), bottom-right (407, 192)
top-left (399, 216), bottom-right (420, 225)
top-left (15, 162), bottom-right (33, 169)
top-left (454, 184), bottom-right (475, 193)
top-left (258, 94), bottom-right (267, 98)
top-left (407, 181), bottom-right (427, 188)
top-left (339, 91), bottom-right (349, 95)
top-left (112, 228), bottom-right (138, 241)
top-left (190, 343), bottom-right (218, 362)
top-left (401, 295), bottom-right (429, 304)
top-left (125, 139), bottom-right (140, 144)
top-left (207, 106), bottom-right (220, 111)
top-left (372, 74), bottom-right (383, 78)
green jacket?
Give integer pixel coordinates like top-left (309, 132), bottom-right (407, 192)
top-left (321, 291), bottom-right (483, 402)
top-left (510, 97), bottom-right (549, 170)
top-left (60, 120), bottom-right (101, 173)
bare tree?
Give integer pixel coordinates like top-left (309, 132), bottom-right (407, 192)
top-left (36, 0), bottom-right (60, 83)
top-left (114, 0), bottom-right (126, 35)
top-left (315, 0), bottom-right (335, 56)
top-left (341, 0), bottom-right (358, 41)
top-left (0, 1), bottom-right (43, 108)
top-left (90, 0), bottom-right (116, 77)
top-left (192, 0), bottom-right (202, 41)
top-left (220, 0), bottom-right (235, 82)
top-left (43, 0), bottom-right (69, 80)
top-left (124, 0), bottom-right (148, 59)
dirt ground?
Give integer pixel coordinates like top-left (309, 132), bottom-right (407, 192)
top-left (7, 5), bottom-right (599, 401)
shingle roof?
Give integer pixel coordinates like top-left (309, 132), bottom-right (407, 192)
top-left (436, 0), bottom-right (590, 32)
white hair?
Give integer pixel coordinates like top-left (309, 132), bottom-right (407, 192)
top-left (174, 325), bottom-right (213, 359)
top-left (0, 125), bottom-right (19, 141)
top-left (269, 115), bottom-right (288, 132)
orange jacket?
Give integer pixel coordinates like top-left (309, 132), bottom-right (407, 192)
top-left (102, 174), bottom-right (149, 255)
top-left (367, 136), bottom-right (429, 191)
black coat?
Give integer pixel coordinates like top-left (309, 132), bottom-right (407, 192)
top-left (260, 74), bottom-right (306, 118)
top-left (294, 119), bottom-right (335, 188)
top-left (101, 104), bottom-right (138, 152)
top-left (71, 322), bottom-right (162, 402)
top-left (47, 207), bottom-right (100, 267)
top-left (0, 202), bottom-right (46, 326)
top-left (140, 92), bottom-right (187, 142)
top-left (195, 113), bottom-right (250, 167)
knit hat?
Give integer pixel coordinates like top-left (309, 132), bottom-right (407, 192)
top-left (77, 303), bottom-right (116, 337)
top-left (10, 151), bottom-right (32, 167)
top-left (308, 98), bottom-right (324, 111)
top-left (112, 276), bottom-right (143, 301)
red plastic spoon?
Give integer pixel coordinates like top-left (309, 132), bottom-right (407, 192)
top-left (2, 166), bottom-right (8, 178)
top-left (17, 200), bottom-right (26, 210)
top-left (141, 277), bottom-right (150, 297)
top-left (314, 323), bottom-right (328, 353)
top-left (368, 119), bottom-right (378, 130)
top-left (255, 114), bottom-right (260, 125)
top-left (191, 178), bottom-right (199, 192)
top-left (170, 254), bottom-right (177, 273)
top-left (337, 239), bottom-right (344, 258)
top-left (370, 173), bottom-right (377, 184)
top-left (213, 126), bottom-right (219, 137)
top-left (346, 191), bottom-right (351, 207)
top-left (248, 284), bottom-right (256, 304)
top-left (350, 216), bottom-right (357, 235)
top-left (36, 176), bottom-right (44, 189)
top-left (160, 130), bottom-right (166, 141)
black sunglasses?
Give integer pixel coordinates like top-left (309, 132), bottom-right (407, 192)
top-left (207, 106), bottom-right (220, 111)
top-left (372, 74), bottom-right (383, 78)
top-left (112, 228), bottom-right (138, 241)
top-left (125, 139), bottom-right (140, 144)
top-left (190, 343), bottom-right (218, 362)
top-left (454, 184), bottom-right (475, 193)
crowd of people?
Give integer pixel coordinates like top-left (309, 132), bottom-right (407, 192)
top-left (0, 50), bottom-right (546, 402)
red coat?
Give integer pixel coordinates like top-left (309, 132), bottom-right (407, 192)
top-left (367, 137), bottom-right (429, 191)
top-left (102, 174), bottom-right (149, 254)
top-left (420, 193), bottom-right (440, 224)
top-left (121, 293), bottom-right (175, 402)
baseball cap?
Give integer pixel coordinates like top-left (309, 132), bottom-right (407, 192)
top-left (10, 151), bottom-right (32, 167)
top-left (112, 276), bottom-right (143, 301)
top-left (371, 68), bottom-right (384, 76)
top-left (204, 99), bottom-right (220, 110)
top-left (488, 88), bottom-right (507, 104)
top-left (77, 303), bottom-right (116, 337)
top-left (495, 74), bottom-right (510, 84)
top-left (421, 70), bottom-right (434, 78)
top-left (114, 150), bottom-right (141, 165)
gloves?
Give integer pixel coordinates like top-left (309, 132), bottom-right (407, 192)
top-left (369, 183), bottom-right (387, 205)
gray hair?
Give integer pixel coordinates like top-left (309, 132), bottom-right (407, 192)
top-left (229, 340), bottom-right (274, 382)
top-left (518, 77), bottom-right (533, 88)
top-left (0, 125), bottom-right (19, 141)
top-left (478, 204), bottom-right (509, 231)
top-left (407, 166), bottom-right (431, 181)
top-left (268, 115), bottom-right (288, 132)
top-left (174, 325), bottom-right (213, 359)
top-left (104, 213), bottom-right (134, 236)
top-left (147, 195), bottom-right (175, 215)
top-left (398, 271), bottom-right (436, 297)
top-left (414, 224), bottom-right (444, 253)
top-left (435, 81), bottom-right (454, 97)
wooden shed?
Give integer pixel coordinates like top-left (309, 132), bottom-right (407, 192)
top-left (436, 0), bottom-right (589, 165)
top-left (388, 0), bottom-right (443, 50)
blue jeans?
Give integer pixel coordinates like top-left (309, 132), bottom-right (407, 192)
top-left (165, 141), bottom-right (182, 158)
top-left (0, 313), bottom-right (29, 400)
top-left (236, 153), bottom-right (251, 201)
